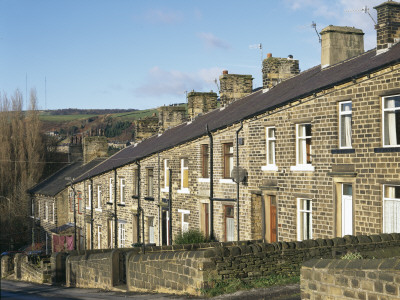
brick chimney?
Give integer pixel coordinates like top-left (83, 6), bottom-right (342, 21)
top-left (262, 53), bottom-right (300, 90)
top-left (187, 90), bottom-right (218, 119)
top-left (320, 26), bottom-right (364, 68)
top-left (219, 70), bottom-right (253, 106)
top-left (374, 1), bottom-right (400, 54)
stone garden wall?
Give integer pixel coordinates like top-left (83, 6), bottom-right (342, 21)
top-left (301, 257), bottom-right (400, 299)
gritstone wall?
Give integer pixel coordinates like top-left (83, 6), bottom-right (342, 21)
top-left (301, 258), bottom-right (400, 299)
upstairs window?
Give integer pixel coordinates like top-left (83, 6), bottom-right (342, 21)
top-left (97, 185), bottom-right (102, 209)
top-left (78, 191), bottom-right (83, 214)
top-left (297, 124), bottom-right (312, 165)
top-left (164, 159), bottom-right (170, 190)
top-left (201, 144), bottom-right (209, 178)
top-left (180, 158), bottom-right (189, 192)
top-left (223, 143), bottom-right (234, 179)
top-left (120, 178), bottom-right (125, 204)
top-left (383, 95), bottom-right (400, 146)
top-left (109, 178), bottom-right (113, 203)
top-left (383, 185), bottom-right (400, 233)
top-left (133, 169), bottom-right (139, 196)
top-left (266, 127), bottom-right (276, 166)
top-left (147, 169), bottom-right (154, 197)
top-left (339, 101), bottom-right (352, 148)
top-left (86, 184), bottom-right (92, 209)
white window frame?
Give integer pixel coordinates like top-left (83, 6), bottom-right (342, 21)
top-left (339, 101), bottom-right (352, 149)
top-left (262, 126), bottom-right (278, 171)
top-left (291, 123), bottom-right (314, 172)
top-left (120, 178), bottom-right (125, 204)
top-left (178, 158), bottom-right (189, 194)
top-left (161, 159), bottom-right (170, 193)
top-left (97, 225), bottom-right (102, 249)
top-left (178, 209), bottom-right (190, 233)
top-left (109, 178), bottom-right (113, 203)
top-left (52, 202), bottom-right (55, 223)
top-left (45, 202), bottom-right (48, 221)
top-left (86, 184), bottom-right (92, 210)
top-left (383, 184), bottom-right (400, 233)
top-left (118, 221), bottom-right (126, 248)
top-left (96, 185), bottom-right (102, 211)
top-left (297, 198), bottom-right (312, 241)
top-left (148, 217), bottom-right (155, 244)
top-left (382, 95), bottom-right (400, 147)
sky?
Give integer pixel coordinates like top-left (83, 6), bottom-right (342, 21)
top-left (0, 0), bottom-right (384, 110)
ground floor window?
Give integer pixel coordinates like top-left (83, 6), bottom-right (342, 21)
top-left (97, 225), bottom-right (102, 249)
top-left (118, 221), bottom-right (126, 248)
top-left (148, 217), bottom-right (155, 244)
top-left (383, 185), bottom-right (400, 233)
top-left (297, 198), bottom-right (312, 241)
top-left (224, 205), bottom-right (235, 242)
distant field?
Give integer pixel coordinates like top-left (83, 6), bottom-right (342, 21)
top-left (111, 109), bottom-right (158, 121)
top-left (39, 114), bottom-right (99, 122)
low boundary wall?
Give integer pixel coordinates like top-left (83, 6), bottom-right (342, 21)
top-left (301, 257), bottom-right (400, 299)
top-left (66, 249), bottom-right (121, 289)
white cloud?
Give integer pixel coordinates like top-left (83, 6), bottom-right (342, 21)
top-left (198, 32), bottom-right (231, 50)
top-left (134, 66), bottom-right (222, 98)
top-left (285, 0), bottom-right (382, 50)
top-left (143, 9), bottom-right (183, 24)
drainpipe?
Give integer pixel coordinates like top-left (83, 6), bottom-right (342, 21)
top-left (114, 169), bottom-right (118, 248)
top-left (90, 178), bottom-right (94, 250)
top-left (168, 168), bottom-right (172, 245)
top-left (134, 161), bottom-right (141, 246)
top-left (206, 124), bottom-right (214, 241)
top-left (236, 121), bottom-right (243, 241)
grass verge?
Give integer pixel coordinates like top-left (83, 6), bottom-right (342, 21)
top-left (201, 274), bottom-right (300, 297)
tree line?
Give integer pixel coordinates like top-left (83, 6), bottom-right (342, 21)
top-left (0, 89), bottom-right (45, 251)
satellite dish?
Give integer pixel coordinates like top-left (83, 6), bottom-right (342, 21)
top-left (231, 166), bottom-right (248, 183)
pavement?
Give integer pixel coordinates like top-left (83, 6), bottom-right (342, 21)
top-left (0, 279), bottom-right (300, 300)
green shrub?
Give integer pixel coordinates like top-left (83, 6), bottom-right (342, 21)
top-left (174, 229), bottom-right (209, 245)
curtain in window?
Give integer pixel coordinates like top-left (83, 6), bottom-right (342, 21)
top-left (386, 99), bottom-right (397, 145)
top-left (384, 199), bottom-right (400, 233)
top-left (226, 218), bottom-right (234, 241)
top-left (344, 104), bottom-right (352, 147)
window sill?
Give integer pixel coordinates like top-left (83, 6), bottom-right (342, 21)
top-left (261, 165), bottom-right (279, 172)
top-left (219, 178), bottom-right (235, 184)
top-left (144, 197), bottom-right (154, 201)
top-left (177, 188), bottom-right (190, 194)
top-left (161, 188), bottom-right (170, 193)
top-left (331, 148), bottom-right (355, 154)
top-left (290, 165), bottom-right (315, 172)
top-left (95, 208), bottom-right (102, 212)
top-left (85, 207), bottom-right (91, 210)
top-left (117, 203), bottom-right (126, 207)
top-left (374, 147), bottom-right (400, 153)
top-left (131, 195), bottom-right (139, 199)
top-left (198, 178), bottom-right (210, 183)
top-left (106, 202), bottom-right (113, 205)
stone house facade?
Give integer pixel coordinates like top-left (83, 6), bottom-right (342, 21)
top-left (34, 1), bottom-right (400, 251)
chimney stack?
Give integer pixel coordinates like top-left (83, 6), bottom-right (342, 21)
top-left (219, 71), bottom-right (253, 107)
top-left (262, 53), bottom-right (300, 90)
top-left (320, 26), bottom-right (364, 68)
top-left (187, 91), bottom-right (218, 119)
top-left (374, 1), bottom-right (400, 54)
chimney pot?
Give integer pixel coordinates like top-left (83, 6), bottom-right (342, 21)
top-left (288, 55), bottom-right (293, 59)
top-left (222, 70), bottom-right (228, 75)
top-left (267, 53), bottom-right (272, 58)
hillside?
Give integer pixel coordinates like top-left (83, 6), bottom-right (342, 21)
top-left (40, 108), bottom-right (158, 143)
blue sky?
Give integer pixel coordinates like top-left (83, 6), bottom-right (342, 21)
top-left (0, 0), bottom-right (383, 110)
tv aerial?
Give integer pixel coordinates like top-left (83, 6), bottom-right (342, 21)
top-left (311, 22), bottom-right (321, 43)
top-left (345, 6), bottom-right (377, 25)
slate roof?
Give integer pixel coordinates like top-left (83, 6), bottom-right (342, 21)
top-left (75, 44), bottom-right (400, 183)
top-left (28, 158), bottom-right (106, 197)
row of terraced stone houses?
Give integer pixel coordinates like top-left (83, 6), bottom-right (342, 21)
top-left (29, 1), bottom-right (400, 252)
